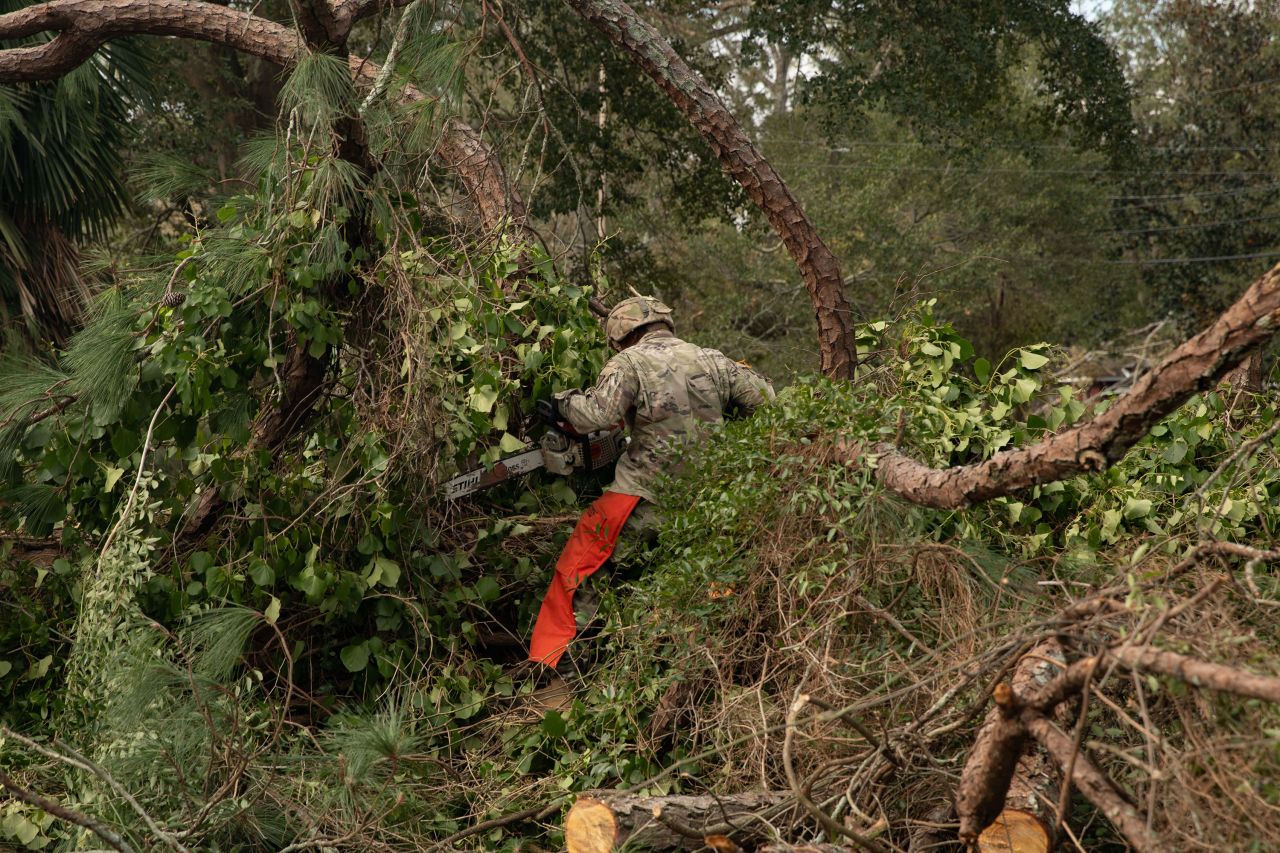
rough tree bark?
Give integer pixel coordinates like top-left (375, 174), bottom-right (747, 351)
top-left (562, 0), bottom-right (860, 381)
top-left (862, 261), bottom-right (1280, 508)
top-left (958, 635), bottom-right (1280, 853)
top-left (564, 790), bottom-right (790, 852)
top-left (960, 640), bottom-right (1068, 853)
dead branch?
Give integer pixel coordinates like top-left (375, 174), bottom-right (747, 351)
top-left (564, 790), bottom-right (790, 852)
top-left (0, 768), bottom-right (139, 853)
top-left (1022, 714), bottom-right (1168, 853)
top-left (562, 0), bottom-right (860, 380)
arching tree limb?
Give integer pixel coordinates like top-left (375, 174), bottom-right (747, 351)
top-left (561, 0), bottom-right (860, 380)
top-left (862, 261), bottom-right (1280, 508)
top-left (0, 0), bottom-right (526, 236)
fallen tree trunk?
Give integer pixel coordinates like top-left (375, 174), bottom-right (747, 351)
top-left (565, 790), bottom-right (789, 852)
top-left (862, 261), bottom-right (1280, 508)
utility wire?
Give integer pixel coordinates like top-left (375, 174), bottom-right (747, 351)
top-left (766, 137), bottom-right (1280, 155)
top-left (772, 161), bottom-right (1278, 178)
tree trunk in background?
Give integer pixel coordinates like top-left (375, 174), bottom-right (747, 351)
top-left (562, 0), bottom-right (860, 381)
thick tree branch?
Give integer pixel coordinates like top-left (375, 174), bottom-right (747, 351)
top-left (562, 0), bottom-right (860, 380)
top-left (861, 261), bottom-right (1280, 508)
top-left (1022, 714), bottom-right (1167, 853)
top-left (0, 0), bottom-right (525, 236)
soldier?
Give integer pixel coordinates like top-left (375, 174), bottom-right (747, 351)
top-left (525, 295), bottom-right (774, 709)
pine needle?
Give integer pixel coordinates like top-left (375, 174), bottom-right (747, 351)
top-left (63, 288), bottom-right (139, 423)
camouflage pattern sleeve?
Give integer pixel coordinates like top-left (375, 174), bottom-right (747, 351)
top-left (555, 354), bottom-right (638, 432)
top-left (725, 358), bottom-right (774, 415)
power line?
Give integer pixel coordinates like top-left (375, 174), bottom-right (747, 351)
top-left (766, 137), bottom-right (1280, 155)
top-left (966, 249), bottom-right (1280, 267)
top-left (1096, 213), bottom-right (1280, 236)
top-left (771, 161), bottom-right (1276, 178)
top-left (1109, 181), bottom-right (1280, 203)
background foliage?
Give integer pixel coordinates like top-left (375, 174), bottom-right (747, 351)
top-left (3, 0), bottom-right (1280, 850)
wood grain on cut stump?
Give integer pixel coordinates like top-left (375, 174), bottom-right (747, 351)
top-left (977, 808), bottom-right (1051, 852)
top-left (566, 797), bottom-right (619, 853)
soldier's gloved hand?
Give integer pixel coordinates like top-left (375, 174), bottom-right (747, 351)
top-left (536, 398), bottom-right (563, 426)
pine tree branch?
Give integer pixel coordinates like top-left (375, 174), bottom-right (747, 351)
top-left (0, 0), bottom-right (525, 235)
top-left (849, 261), bottom-right (1280, 508)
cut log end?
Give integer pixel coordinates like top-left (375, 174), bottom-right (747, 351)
top-left (977, 809), bottom-right (1051, 853)
top-left (566, 798), bottom-right (619, 853)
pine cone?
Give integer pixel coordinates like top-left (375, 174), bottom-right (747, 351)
top-left (161, 290), bottom-right (187, 307)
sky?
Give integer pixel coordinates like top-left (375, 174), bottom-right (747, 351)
top-left (1072, 0), bottom-right (1115, 20)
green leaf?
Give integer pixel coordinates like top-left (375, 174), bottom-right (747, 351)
top-left (0, 660), bottom-right (11, 678)
top-left (24, 655), bottom-right (51, 681)
top-left (249, 559), bottom-right (275, 587)
top-left (973, 357), bottom-right (991, 384)
top-left (1019, 350), bottom-right (1050, 370)
top-left (1124, 498), bottom-right (1153, 520)
top-left (263, 596), bottom-right (281, 625)
top-left (14, 816), bottom-right (38, 846)
top-left (340, 642), bottom-right (369, 672)
top-left (474, 575), bottom-right (499, 602)
top-left (103, 465), bottom-right (125, 493)
top-left (542, 709), bottom-right (567, 738)
top-left (470, 385), bottom-right (499, 413)
top-left (216, 204), bottom-right (237, 222)
top-left (499, 433), bottom-right (526, 453)
top-left (369, 556), bottom-right (401, 588)
top-left (1162, 441), bottom-right (1188, 465)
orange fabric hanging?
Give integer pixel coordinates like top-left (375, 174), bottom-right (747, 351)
top-left (528, 491), bottom-right (641, 669)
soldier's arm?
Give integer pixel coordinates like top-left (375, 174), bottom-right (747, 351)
top-left (555, 356), bottom-right (638, 432)
top-left (723, 357), bottom-right (774, 416)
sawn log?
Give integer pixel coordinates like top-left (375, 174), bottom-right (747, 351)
top-left (564, 790), bottom-right (789, 852)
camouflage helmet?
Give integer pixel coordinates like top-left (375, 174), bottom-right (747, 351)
top-left (604, 296), bottom-right (674, 349)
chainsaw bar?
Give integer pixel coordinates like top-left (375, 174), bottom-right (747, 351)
top-left (444, 446), bottom-right (545, 500)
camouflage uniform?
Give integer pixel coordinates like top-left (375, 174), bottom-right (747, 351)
top-left (555, 327), bottom-right (775, 502)
top-left (549, 326), bottom-right (773, 680)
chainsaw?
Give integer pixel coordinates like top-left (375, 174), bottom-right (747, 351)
top-left (444, 402), bottom-right (626, 500)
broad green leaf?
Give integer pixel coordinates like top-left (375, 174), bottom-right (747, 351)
top-left (499, 433), bottom-right (526, 453)
top-left (1124, 498), bottom-right (1153, 520)
top-left (369, 556), bottom-right (401, 588)
top-left (264, 596), bottom-right (281, 625)
top-left (249, 560), bottom-right (275, 587)
top-left (542, 709), bottom-right (567, 738)
top-left (973, 357), bottom-right (991, 384)
top-left (340, 643), bottom-right (369, 672)
top-left (1019, 350), bottom-right (1050, 370)
top-left (0, 661), bottom-right (11, 678)
top-left (471, 385), bottom-right (499, 413)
